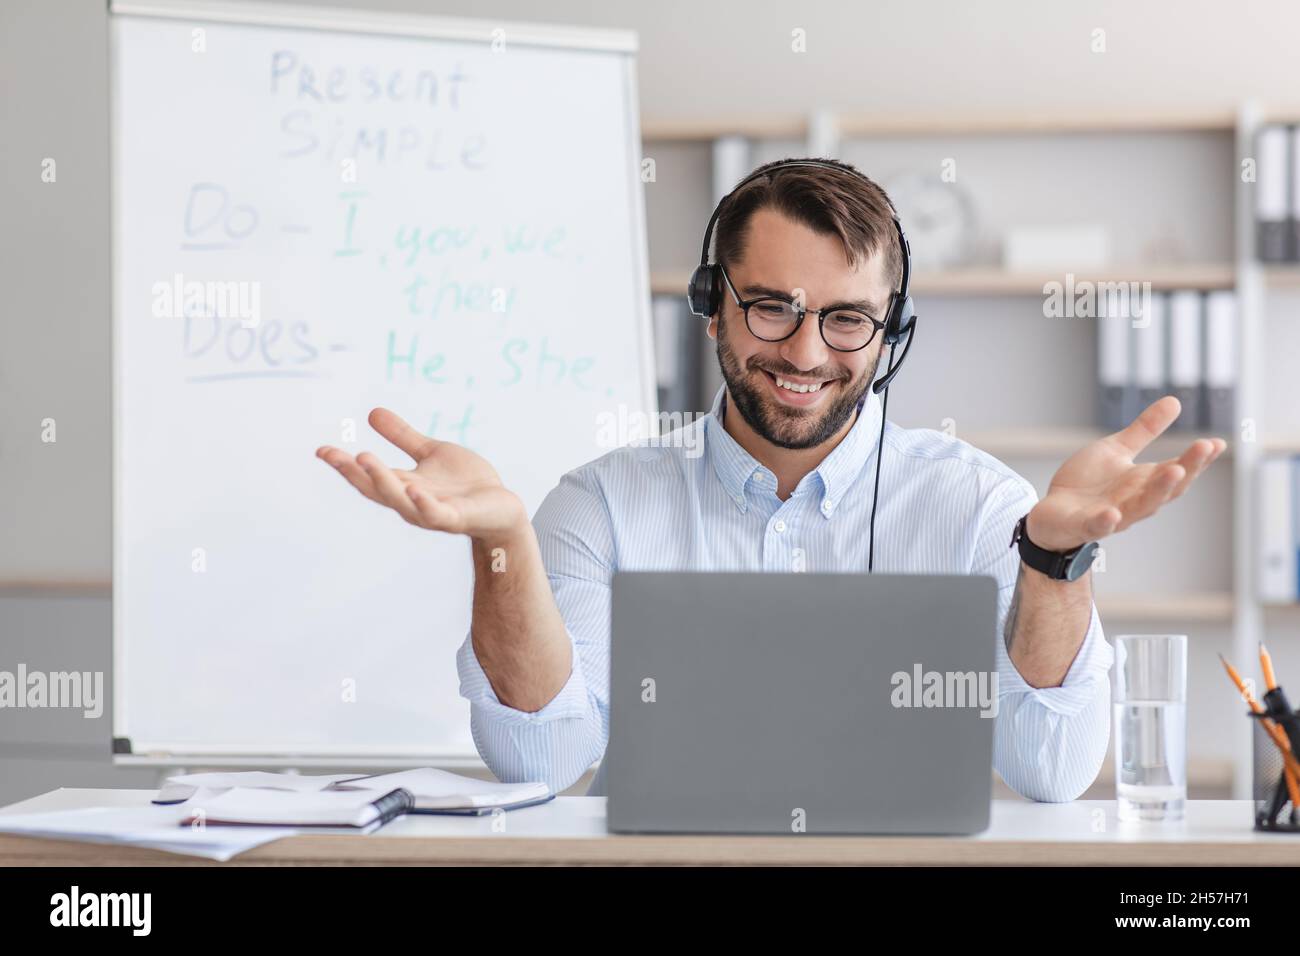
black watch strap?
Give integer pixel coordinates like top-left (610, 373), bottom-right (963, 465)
top-left (1009, 514), bottom-right (1098, 582)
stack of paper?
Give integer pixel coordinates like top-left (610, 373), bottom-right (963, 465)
top-left (157, 768), bottom-right (551, 815)
top-left (0, 768), bottom-right (556, 860)
top-left (332, 768), bottom-right (552, 813)
top-left (0, 804), bottom-right (296, 861)
top-left (154, 771), bottom-right (358, 804)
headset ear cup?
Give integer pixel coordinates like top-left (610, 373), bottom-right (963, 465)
top-left (883, 294), bottom-right (900, 344)
top-left (687, 264), bottom-right (721, 318)
top-left (885, 294), bottom-right (915, 344)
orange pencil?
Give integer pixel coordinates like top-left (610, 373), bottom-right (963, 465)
top-left (1220, 654), bottom-right (1300, 810)
top-left (1261, 642), bottom-right (1279, 692)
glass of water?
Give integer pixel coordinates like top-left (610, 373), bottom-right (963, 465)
top-left (1113, 634), bottom-right (1187, 822)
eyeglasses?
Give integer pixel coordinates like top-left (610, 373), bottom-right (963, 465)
top-left (718, 262), bottom-right (886, 353)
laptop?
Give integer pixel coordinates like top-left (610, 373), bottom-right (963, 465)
top-left (604, 572), bottom-right (999, 835)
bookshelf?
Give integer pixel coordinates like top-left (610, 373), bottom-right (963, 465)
top-left (1263, 265), bottom-right (1300, 288)
top-left (641, 102), bottom-right (1290, 797)
top-left (1262, 435), bottom-right (1300, 453)
top-left (959, 427), bottom-right (1231, 460)
top-left (642, 107), bottom-right (1241, 141)
top-left (1095, 592), bottom-right (1234, 624)
top-left (651, 264), bottom-right (1236, 297)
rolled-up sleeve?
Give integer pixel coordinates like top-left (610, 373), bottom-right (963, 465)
top-left (455, 467), bottom-right (613, 793)
top-left (974, 476), bottom-right (1114, 803)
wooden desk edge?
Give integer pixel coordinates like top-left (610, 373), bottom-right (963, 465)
top-left (3, 832), bottom-right (1299, 866)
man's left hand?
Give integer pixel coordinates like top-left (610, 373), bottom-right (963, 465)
top-left (1026, 395), bottom-right (1228, 553)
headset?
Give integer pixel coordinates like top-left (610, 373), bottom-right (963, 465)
top-left (686, 158), bottom-right (919, 571)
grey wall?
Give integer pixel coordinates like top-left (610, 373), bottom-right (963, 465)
top-left (1, 0), bottom-right (111, 581)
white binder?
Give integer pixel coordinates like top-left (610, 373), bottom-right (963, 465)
top-left (1204, 291), bottom-right (1237, 433)
top-left (1259, 457), bottom-right (1297, 603)
top-left (1167, 290), bottom-right (1204, 430)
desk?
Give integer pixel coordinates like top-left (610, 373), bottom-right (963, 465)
top-left (2, 788), bottom-right (1299, 866)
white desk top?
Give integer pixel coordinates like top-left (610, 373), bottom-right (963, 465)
top-left (3, 788), bottom-right (1299, 865)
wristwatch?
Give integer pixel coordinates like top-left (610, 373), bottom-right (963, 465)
top-left (1009, 514), bottom-right (1099, 582)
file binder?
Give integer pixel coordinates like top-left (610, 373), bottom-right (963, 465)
top-left (1168, 290), bottom-right (1204, 430)
top-left (1205, 291), bottom-right (1237, 433)
top-left (1259, 457), bottom-right (1296, 603)
top-left (1292, 126), bottom-right (1300, 263)
top-left (1133, 292), bottom-right (1168, 413)
top-left (1096, 282), bottom-right (1133, 429)
top-left (1257, 124), bottom-right (1293, 262)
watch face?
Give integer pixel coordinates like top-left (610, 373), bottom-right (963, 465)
top-left (1065, 542), bottom-right (1101, 581)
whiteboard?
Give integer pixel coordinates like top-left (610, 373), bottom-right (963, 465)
top-left (110, 1), bottom-right (654, 759)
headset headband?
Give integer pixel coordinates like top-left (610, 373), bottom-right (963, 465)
top-left (697, 160), bottom-right (912, 306)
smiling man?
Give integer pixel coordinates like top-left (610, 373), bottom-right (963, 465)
top-left (317, 158), bottom-right (1225, 802)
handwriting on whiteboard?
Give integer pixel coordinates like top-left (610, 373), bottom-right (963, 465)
top-left (270, 50), bottom-right (487, 172)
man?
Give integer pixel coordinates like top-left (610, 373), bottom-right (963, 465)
top-left (316, 159), bottom-right (1225, 802)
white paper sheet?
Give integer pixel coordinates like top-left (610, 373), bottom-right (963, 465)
top-left (0, 804), bottom-right (297, 861)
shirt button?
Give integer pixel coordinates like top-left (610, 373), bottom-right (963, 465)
top-left (821, 500), bottom-right (834, 515)
top-left (774, 519), bottom-right (786, 533)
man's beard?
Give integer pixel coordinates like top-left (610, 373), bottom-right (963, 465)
top-left (715, 316), bottom-right (880, 450)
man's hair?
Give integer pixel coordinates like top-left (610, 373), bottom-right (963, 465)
top-left (712, 157), bottom-right (903, 292)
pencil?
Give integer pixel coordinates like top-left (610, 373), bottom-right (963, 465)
top-left (1220, 654), bottom-right (1300, 810)
top-left (1261, 642), bottom-right (1278, 692)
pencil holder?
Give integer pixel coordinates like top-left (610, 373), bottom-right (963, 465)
top-left (1251, 709), bottom-right (1300, 832)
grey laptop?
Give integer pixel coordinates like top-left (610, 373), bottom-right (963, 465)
top-left (604, 572), bottom-right (998, 835)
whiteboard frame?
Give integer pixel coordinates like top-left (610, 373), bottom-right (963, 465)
top-left (109, 0), bottom-right (638, 52)
top-left (109, 1), bottom-right (657, 766)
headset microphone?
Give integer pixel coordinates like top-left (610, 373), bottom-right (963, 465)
top-left (871, 312), bottom-right (916, 395)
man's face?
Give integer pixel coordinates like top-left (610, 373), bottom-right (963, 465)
top-left (709, 207), bottom-right (891, 450)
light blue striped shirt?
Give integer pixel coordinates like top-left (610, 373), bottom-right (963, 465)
top-left (457, 384), bottom-right (1113, 802)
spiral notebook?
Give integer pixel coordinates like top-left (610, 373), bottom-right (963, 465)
top-left (331, 768), bottom-right (553, 815)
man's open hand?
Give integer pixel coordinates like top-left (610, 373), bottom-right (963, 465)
top-left (316, 408), bottom-right (528, 541)
top-left (1027, 396), bottom-right (1227, 552)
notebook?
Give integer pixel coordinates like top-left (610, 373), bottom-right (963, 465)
top-left (155, 768), bottom-right (552, 816)
top-left (332, 768), bottom-right (553, 815)
top-left (178, 787), bottom-right (412, 830)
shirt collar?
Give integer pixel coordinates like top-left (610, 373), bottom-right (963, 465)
top-left (704, 383), bottom-right (883, 516)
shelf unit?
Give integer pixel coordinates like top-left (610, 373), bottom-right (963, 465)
top-left (1263, 265), bottom-right (1300, 288)
top-left (1095, 592), bottom-right (1235, 624)
top-left (652, 264), bottom-right (1236, 298)
top-left (642, 107), bottom-right (1242, 141)
top-left (958, 427), bottom-right (1231, 460)
top-left (642, 103), bottom-right (1293, 798)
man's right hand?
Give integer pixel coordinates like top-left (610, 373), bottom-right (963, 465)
top-left (317, 408), bottom-right (528, 544)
